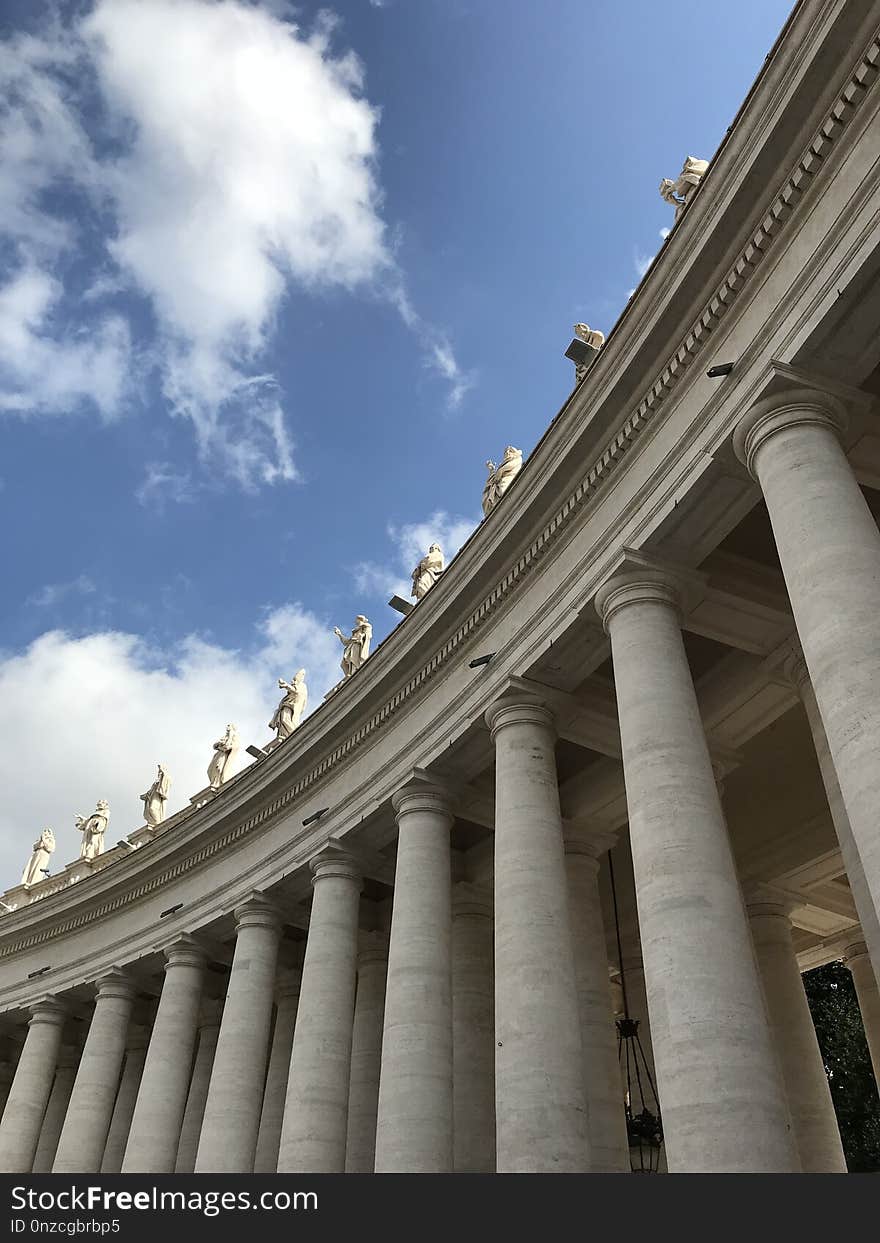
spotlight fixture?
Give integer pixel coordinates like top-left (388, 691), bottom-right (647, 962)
top-left (39, 868), bottom-right (51, 876)
top-left (246, 744), bottom-right (269, 760)
top-left (388, 594), bottom-right (414, 617)
top-left (302, 808), bottom-right (330, 827)
top-left (27, 966), bottom-right (51, 979)
top-left (706, 362), bottom-right (734, 378)
top-left (468, 652), bottom-right (495, 669)
top-left (117, 840), bottom-right (136, 851)
top-left (160, 903), bottom-right (184, 918)
top-left (564, 337), bottom-right (601, 369)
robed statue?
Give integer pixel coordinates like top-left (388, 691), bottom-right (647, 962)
top-left (334, 617), bottom-right (372, 678)
top-left (75, 800), bottom-right (109, 861)
top-left (140, 763), bottom-right (171, 827)
top-left (22, 829), bottom-right (55, 886)
top-left (269, 669), bottom-right (308, 743)
top-left (207, 724), bottom-right (239, 790)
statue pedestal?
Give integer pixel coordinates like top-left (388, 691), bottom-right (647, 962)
top-left (189, 786), bottom-right (219, 810)
top-left (63, 859), bottom-right (94, 886)
top-left (128, 825), bottom-right (158, 849)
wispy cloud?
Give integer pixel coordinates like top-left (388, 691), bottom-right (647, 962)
top-left (135, 463), bottom-right (196, 510)
top-left (27, 575), bottom-right (97, 608)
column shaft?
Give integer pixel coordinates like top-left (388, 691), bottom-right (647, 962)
top-left (123, 938), bottom-right (206, 1172)
top-left (100, 1038), bottom-right (148, 1173)
top-left (451, 886), bottom-right (495, 1173)
top-left (749, 902), bottom-right (846, 1172)
top-left (194, 895), bottom-right (281, 1173)
top-left (736, 393), bottom-right (880, 929)
top-left (345, 937), bottom-right (388, 1173)
top-left (565, 837), bottom-right (630, 1172)
top-left (846, 943), bottom-right (880, 1088)
top-left (486, 700), bottom-right (589, 1173)
top-left (278, 854), bottom-right (362, 1173)
top-left (53, 972), bottom-right (134, 1173)
top-left (0, 999), bottom-right (67, 1173)
top-left (174, 1001), bottom-right (222, 1173)
top-left (596, 574), bottom-right (798, 1172)
top-left (375, 785), bottom-right (454, 1173)
top-left (253, 969), bottom-right (301, 1174)
top-left (32, 1057), bottom-right (78, 1174)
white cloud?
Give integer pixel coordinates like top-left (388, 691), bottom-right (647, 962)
top-left (659, 227), bottom-right (671, 240)
top-left (27, 575), bottom-right (96, 608)
top-left (353, 508), bottom-right (478, 602)
top-left (0, 265), bottom-right (131, 419)
top-left (0, 0), bottom-right (471, 484)
top-left (0, 603), bottom-right (344, 891)
top-left (135, 463), bottom-right (196, 509)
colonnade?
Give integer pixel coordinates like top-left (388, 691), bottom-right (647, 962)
top-left (1, 389), bottom-right (880, 1173)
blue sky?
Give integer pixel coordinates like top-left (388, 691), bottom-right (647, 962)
top-left (0, 0), bottom-right (792, 887)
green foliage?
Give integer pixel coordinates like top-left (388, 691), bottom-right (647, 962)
top-left (803, 961), bottom-right (880, 1172)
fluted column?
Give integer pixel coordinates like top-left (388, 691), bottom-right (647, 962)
top-left (54, 970), bottom-right (135, 1173)
top-left (451, 883), bottom-right (495, 1172)
top-left (345, 933), bottom-right (388, 1173)
top-left (278, 852), bottom-right (362, 1173)
top-left (32, 1042), bottom-right (80, 1173)
top-left (595, 569), bottom-right (798, 1172)
top-left (564, 827), bottom-right (629, 1172)
top-left (748, 896), bottom-right (846, 1172)
top-left (174, 998), bottom-right (222, 1173)
top-left (194, 894), bottom-right (281, 1173)
top-left (253, 966), bottom-right (302, 1173)
top-left (845, 941), bottom-right (880, 1088)
top-left (123, 937), bottom-right (206, 1172)
top-left (0, 998), bottom-right (67, 1172)
top-left (485, 698), bottom-right (589, 1173)
top-left (100, 1025), bottom-right (149, 1173)
top-left (735, 390), bottom-right (880, 929)
top-left (375, 783), bottom-right (454, 1173)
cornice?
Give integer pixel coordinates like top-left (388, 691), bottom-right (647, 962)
top-left (2, 19), bottom-right (878, 960)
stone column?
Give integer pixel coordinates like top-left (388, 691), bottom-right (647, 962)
top-left (0, 998), bottom-right (67, 1173)
top-left (278, 852), bottom-right (362, 1173)
top-left (100, 1025), bottom-right (149, 1173)
top-left (748, 897), bottom-right (846, 1172)
top-left (485, 698), bottom-right (589, 1173)
top-left (253, 966), bottom-right (302, 1174)
top-left (595, 568), bottom-right (798, 1172)
top-left (174, 998), bottom-right (222, 1174)
top-left (735, 390), bottom-right (880, 929)
top-left (345, 933), bottom-right (388, 1174)
top-left (0, 1039), bottom-right (18, 1123)
top-left (845, 941), bottom-right (880, 1088)
top-left (785, 650), bottom-right (880, 978)
top-left (375, 783), bottom-right (454, 1173)
top-left (451, 883), bottom-right (495, 1173)
top-left (123, 937), bottom-right (206, 1172)
top-left (54, 970), bottom-right (135, 1173)
top-left (564, 828), bottom-right (630, 1172)
top-left (32, 1042), bottom-right (80, 1173)
top-left (194, 894), bottom-right (281, 1173)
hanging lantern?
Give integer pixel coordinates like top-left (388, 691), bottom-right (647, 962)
top-left (616, 1015), bottom-right (663, 1173)
top-left (609, 856), bottom-right (664, 1173)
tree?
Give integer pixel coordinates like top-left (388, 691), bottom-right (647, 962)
top-left (803, 961), bottom-right (880, 1172)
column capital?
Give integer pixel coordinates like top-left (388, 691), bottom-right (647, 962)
top-left (392, 779), bottom-right (455, 825)
top-left (844, 940), bottom-right (870, 967)
top-left (94, 968), bottom-right (136, 1003)
top-left (197, 996), bottom-right (224, 1030)
top-left (451, 881), bottom-right (493, 919)
top-left (309, 849), bottom-right (363, 888)
top-left (484, 697), bottom-right (555, 740)
top-left (593, 549), bottom-right (706, 633)
top-left (744, 883), bottom-right (797, 922)
top-left (781, 642), bottom-right (810, 693)
top-left (733, 386), bottom-right (847, 478)
top-left (27, 995), bottom-right (68, 1028)
top-left (163, 934), bottom-right (208, 972)
top-left (562, 822), bottom-right (618, 860)
top-left (357, 929), bottom-right (389, 966)
top-left (233, 891), bottom-right (283, 933)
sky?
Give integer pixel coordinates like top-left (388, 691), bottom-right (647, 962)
top-left (0, 0), bottom-right (794, 889)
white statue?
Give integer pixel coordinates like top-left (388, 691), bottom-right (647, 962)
top-left (482, 446), bottom-right (523, 516)
top-left (334, 617), bottom-right (372, 678)
top-left (74, 800), bottom-right (109, 861)
top-left (21, 829), bottom-right (55, 886)
top-left (659, 156), bottom-right (709, 219)
top-left (207, 724), bottom-right (239, 790)
top-left (269, 669), bottom-right (308, 742)
top-left (412, 543), bottom-right (445, 600)
top-left (140, 763), bottom-right (171, 827)
top-left (572, 324), bottom-right (605, 383)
